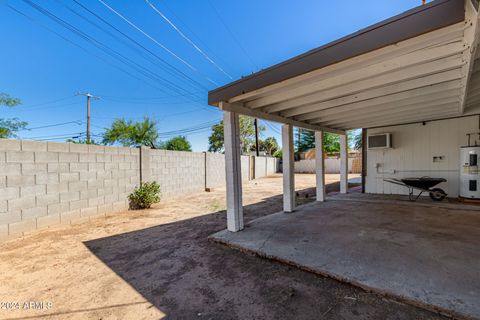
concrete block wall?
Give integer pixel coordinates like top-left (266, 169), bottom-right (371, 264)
top-left (149, 149), bottom-right (205, 199)
top-left (294, 158), bottom-right (355, 174)
top-left (254, 156), bottom-right (266, 179)
top-left (0, 139), bottom-right (139, 240)
top-left (0, 138), bottom-right (279, 241)
top-left (206, 153), bottom-right (226, 188)
top-left (152, 153), bottom-right (267, 194)
top-left (266, 157), bottom-right (278, 175)
top-left (241, 156), bottom-right (250, 181)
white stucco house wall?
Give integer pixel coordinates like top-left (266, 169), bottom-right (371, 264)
top-left (366, 115), bottom-right (479, 197)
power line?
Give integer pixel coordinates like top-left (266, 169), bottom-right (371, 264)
top-left (8, 3), bottom-right (178, 97)
top-left (34, 135), bottom-right (83, 141)
top-left (160, 0), bottom-right (237, 76)
top-left (161, 108), bottom-right (214, 119)
top-left (68, 0), bottom-right (209, 95)
top-left (20, 95), bottom-right (76, 108)
top-left (207, 0), bottom-right (258, 70)
top-left (96, 0), bottom-right (219, 86)
top-left (96, 0), bottom-right (194, 70)
top-left (144, 0), bottom-right (233, 80)
top-left (100, 97), bottom-right (203, 105)
top-left (265, 121), bottom-right (281, 135)
top-left (88, 119), bottom-right (218, 139)
top-left (20, 120), bottom-right (83, 131)
top-left (158, 120), bottom-right (219, 137)
top-left (6, 4), bottom-right (216, 120)
top-left (99, 92), bottom-right (203, 101)
top-left (160, 127), bottom-right (213, 138)
top-left (9, 2), bottom-right (219, 122)
top-left (26, 132), bottom-right (85, 140)
top-left (64, 1), bottom-right (221, 109)
top-left (18, 1), bottom-right (204, 102)
top-left (19, 102), bottom-right (84, 112)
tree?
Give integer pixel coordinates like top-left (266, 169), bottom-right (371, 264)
top-left (0, 93), bottom-right (27, 139)
top-left (66, 137), bottom-right (99, 145)
top-left (349, 129), bottom-right (362, 150)
top-left (164, 135), bottom-right (192, 151)
top-left (208, 122), bottom-right (224, 153)
top-left (261, 137), bottom-right (279, 156)
top-left (273, 148), bottom-right (282, 159)
top-left (0, 93), bottom-right (21, 106)
top-left (296, 128), bottom-right (315, 152)
top-left (323, 132), bottom-right (340, 154)
top-left (208, 116), bottom-right (265, 153)
top-left (295, 128), bottom-right (341, 154)
top-left (102, 117), bottom-right (159, 147)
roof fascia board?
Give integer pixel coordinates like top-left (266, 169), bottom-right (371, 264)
top-left (208, 0), bottom-right (465, 105)
top-left (218, 102), bottom-right (345, 135)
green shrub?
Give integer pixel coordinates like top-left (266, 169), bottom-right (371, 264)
top-left (128, 181), bottom-right (161, 210)
top-left (273, 148), bottom-right (282, 159)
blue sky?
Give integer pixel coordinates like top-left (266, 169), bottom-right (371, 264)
top-left (1, 0), bottom-right (428, 151)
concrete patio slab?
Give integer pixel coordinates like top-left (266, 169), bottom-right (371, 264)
top-left (210, 198), bottom-right (480, 320)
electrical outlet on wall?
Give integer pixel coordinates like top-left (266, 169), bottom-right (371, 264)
top-left (433, 156), bottom-right (445, 162)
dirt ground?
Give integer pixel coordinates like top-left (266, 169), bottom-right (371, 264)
top-left (0, 174), bottom-right (448, 320)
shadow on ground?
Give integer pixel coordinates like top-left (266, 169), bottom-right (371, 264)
top-left (84, 182), bottom-right (446, 320)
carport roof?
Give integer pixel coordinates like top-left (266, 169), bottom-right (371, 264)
top-left (208, 0), bottom-right (480, 134)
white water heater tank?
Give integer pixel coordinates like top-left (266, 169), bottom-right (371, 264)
top-left (459, 146), bottom-right (480, 199)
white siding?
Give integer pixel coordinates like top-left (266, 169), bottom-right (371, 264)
top-left (366, 115), bottom-right (479, 197)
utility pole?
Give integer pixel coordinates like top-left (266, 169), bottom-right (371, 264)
top-left (297, 128), bottom-right (301, 151)
top-left (254, 118), bottom-right (260, 156)
top-left (76, 92), bottom-right (100, 144)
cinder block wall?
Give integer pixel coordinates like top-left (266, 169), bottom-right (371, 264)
top-left (294, 158), bottom-right (355, 174)
top-left (206, 153), bottom-right (226, 188)
top-left (0, 139), bottom-right (279, 241)
top-left (149, 149), bottom-right (205, 199)
top-left (266, 157), bottom-right (278, 175)
top-left (240, 156), bottom-right (250, 181)
top-left (0, 139), bottom-right (139, 240)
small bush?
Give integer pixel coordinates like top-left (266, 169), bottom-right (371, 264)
top-left (128, 181), bottom-right (161, 210)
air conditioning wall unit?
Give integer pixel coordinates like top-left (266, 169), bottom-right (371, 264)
top-left (367, 133), bottom-right (392, 150)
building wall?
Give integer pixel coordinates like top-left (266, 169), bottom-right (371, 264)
top-left (365, 115), bottom-right (479, 197)
top-left (0, 139), bottom-right (278, 240)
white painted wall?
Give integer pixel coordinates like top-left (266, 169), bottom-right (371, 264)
top-left (295, 158), bottom-right (355, 174)
top-left (366, 115), bottom-right (480, 197)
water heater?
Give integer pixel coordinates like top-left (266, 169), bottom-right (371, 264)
top-left (459, 146), bottom-right (480, 199)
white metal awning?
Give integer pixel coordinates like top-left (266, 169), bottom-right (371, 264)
top-left (208, 0), bottom-right (480, 134)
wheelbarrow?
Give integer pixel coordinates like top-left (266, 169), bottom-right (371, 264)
top-left (383, 177), bottom-right (447, 201)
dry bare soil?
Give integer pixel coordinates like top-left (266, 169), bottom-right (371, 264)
top-left (0, 174), bottom-right (447, 320)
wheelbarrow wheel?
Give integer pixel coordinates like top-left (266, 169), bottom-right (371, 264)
top-left (429, 188), bottom-right (446, 201)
